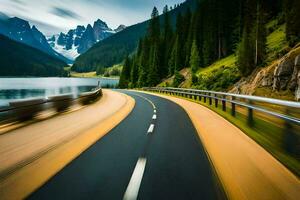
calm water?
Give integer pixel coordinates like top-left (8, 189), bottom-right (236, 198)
top-left (0, 77), bottom-right (119, 106)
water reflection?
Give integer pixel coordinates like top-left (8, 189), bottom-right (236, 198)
top-left (0, 77), bottom-right (119, 107)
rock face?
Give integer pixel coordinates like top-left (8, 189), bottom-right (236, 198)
top-left (273, 59), bottom-right (294, 90)
top-left (273, 54), bottom-right (300, 100)
top-left (294, 56), bottom-right (300, 100)
top-left (230, 46), bottom-right (300, 101)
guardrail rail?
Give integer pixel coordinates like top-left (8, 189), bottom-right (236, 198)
top-left (0, 87), bottom-right (102, 126)
top-left (143, 87), bottom-right (300, 156)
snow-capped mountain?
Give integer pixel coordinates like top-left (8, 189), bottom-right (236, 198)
top-left (48, 19), bottom-right (126, 61)
top-left (0, 17), bottom-right (71, 63)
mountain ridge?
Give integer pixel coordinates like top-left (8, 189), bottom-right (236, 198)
top-left (48, 19), bottom-right (127, 61)
top-left (72, 0), bottom-right (198, 72)
top-left (0, 17), bottom-right (71, 64)
top-left (0, 34), bottom-right (67, 77)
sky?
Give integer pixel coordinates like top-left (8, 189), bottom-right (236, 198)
top-left (0, 0), bottom-right (184, 36)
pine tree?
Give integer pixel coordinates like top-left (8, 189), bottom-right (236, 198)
top-left (168, 36), bottom-right (180, 75)
top-left (119, 56), bottom-right (132, 88)
top-left (161, 5), bottom-right (173, 79)
top-left (255, 0), bottom-right (267, 66)
top-left (137, 36), bottom-right (151, 87)
top-left (190, 40), bottom-right (200, 73)
top-left (147, 44), bottom-right (160, 86)
top-left (174, 13), bottom-right (185, 70)
top-left (237, 0), bottom-right (256, 75)
top-left (285, 0), bottom-right (300, 46)
top-left (130, 56), bottom-right (139, 88)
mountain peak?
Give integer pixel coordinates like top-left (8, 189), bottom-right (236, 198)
top-left (114, 24), bottom-right (126, 32)
top-left (49, 18), bottom-right (115, 60)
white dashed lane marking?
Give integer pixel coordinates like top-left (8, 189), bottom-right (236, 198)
top-left (123, 158), bottom-right (147, 200)
top-left (147, 124), bottom-right (155, 134)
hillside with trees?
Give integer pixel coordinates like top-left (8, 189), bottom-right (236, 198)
top-left (72, 0), bottom-right (198, 72)
top-left (0, 34), bottom-right (67, 77)
top-left (119, 0), bottom-right (300, 100)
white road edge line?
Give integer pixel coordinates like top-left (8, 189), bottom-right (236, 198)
top-left (152, 114), bottom-right (157, 120)
top-left (123, 158), bottom-right (147, 200)
top-left (147, 124), bottom-right (155, 133)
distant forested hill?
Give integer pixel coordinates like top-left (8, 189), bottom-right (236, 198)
top-left (72, 0), bottom-right (198, 72)
top-left (0, 34), bottom-right (67, 77)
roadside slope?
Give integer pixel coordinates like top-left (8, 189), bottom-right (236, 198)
top-left (139, 91), bottom-right (300, 200)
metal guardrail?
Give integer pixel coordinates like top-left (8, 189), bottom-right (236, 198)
top-left (0, 87), bottom-right (102, 125)
top-left (143, 87), bottom-right (300, 155)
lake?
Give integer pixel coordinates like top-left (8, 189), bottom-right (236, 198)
top-left (0, 77), bottom-right (119, 107)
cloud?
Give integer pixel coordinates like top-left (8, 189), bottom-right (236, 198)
top-left (28, 19), bottom-right (64, 36)
top-left (51, 7), bottom-right (82, 20)
top-left (10, 0), bottom-right (26, 5)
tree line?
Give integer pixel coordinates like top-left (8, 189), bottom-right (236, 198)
top-left (119, 0), bottom-right (300, 89)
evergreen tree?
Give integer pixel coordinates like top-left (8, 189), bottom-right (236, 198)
top-left (174, 13), bottom-right (185, 70)
top-left (255, 0), bottom-right (267, 66)
top-left (173, 70), bottom-right (185, 87)
top-left (137, 37), bottom-right (150, 87)
top-left (237, 0), bottom-right (256, 75)
top-left (285, 0), bottom-right (300, 46)
top-left (130, 56), bottom-right (139, 88)
top-left (147, 44), bottom-right (160, 86)
top-left (168, 36), bottom-right (180, 75)
top-left (119, 56), bottom-right (132, 88)
top-left (190, 40), bottom-right (200, 73)
top-left (161, 5), bottom-right (173, 78)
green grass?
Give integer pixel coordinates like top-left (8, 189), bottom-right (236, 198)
top-left (149, 91), bottom-right (300, 177)
top-left (254, 87), bottom-right (295, 101)
top-left (193, 55), bottom-right (240, 91)
top-left (196, 54), bottom-right (237, 76)
top-left (70, 71), bottom-right (100, 78)
top-left (266, 24), bottom-right (288, 62)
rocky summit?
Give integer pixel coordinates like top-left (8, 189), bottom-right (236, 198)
top-left (48, 19), bottom-right (125, 60)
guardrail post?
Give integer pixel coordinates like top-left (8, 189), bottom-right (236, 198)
top-left (231, 96), bottom-right (236, 117)
top-left (283, 108), bottom-right (299, 155)
top-left (194, 93), bottom-right (197, 100)
top-left (247, 100), bottom-right (254, 127)
top-left (222, 95), bottom-right (226, 111)
top-left (199, 95), bottom-right (202, 101)
top-left (204, 93), bottom-right (207, 103)
top-left (215, 94), bottom-right (218, 108)
top-left (209, 93), bottom-right (212, 106)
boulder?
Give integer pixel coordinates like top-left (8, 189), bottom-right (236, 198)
top-left (296, 68), bottom-right (300, 101)
top-left (293, 55), bottom-right (300, 100)
top-left (273, 59), bottom-right (294, 90)
top-left (289, 56), bottom-right (300, 90)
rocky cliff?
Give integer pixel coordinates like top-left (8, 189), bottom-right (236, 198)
top-left (230, 45), bottom-right (300, 101)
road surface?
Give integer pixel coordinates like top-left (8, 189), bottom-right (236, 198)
top-left (28, 91), bottom-right (222, 200)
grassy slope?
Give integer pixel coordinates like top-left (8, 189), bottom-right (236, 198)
top-left (168, 19), bottom-right (289, 94)
top-left (69, 65), bottom-right (122, 78)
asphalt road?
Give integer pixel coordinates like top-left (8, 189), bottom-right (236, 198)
top-left (28, 90), bottom-right (223, 200)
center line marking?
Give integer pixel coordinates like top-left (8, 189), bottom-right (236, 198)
top-left (147, 124), bottom-right (155, 133)
top-left (152, 114), bottom-right (157, 119)
top-left (123, 158), bottom-right (147, 200)
top-left (154, 110), bottom-right (156, 113)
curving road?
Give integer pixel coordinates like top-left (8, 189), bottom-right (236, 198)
top-left (28, 90), bottom-right (223, 200)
